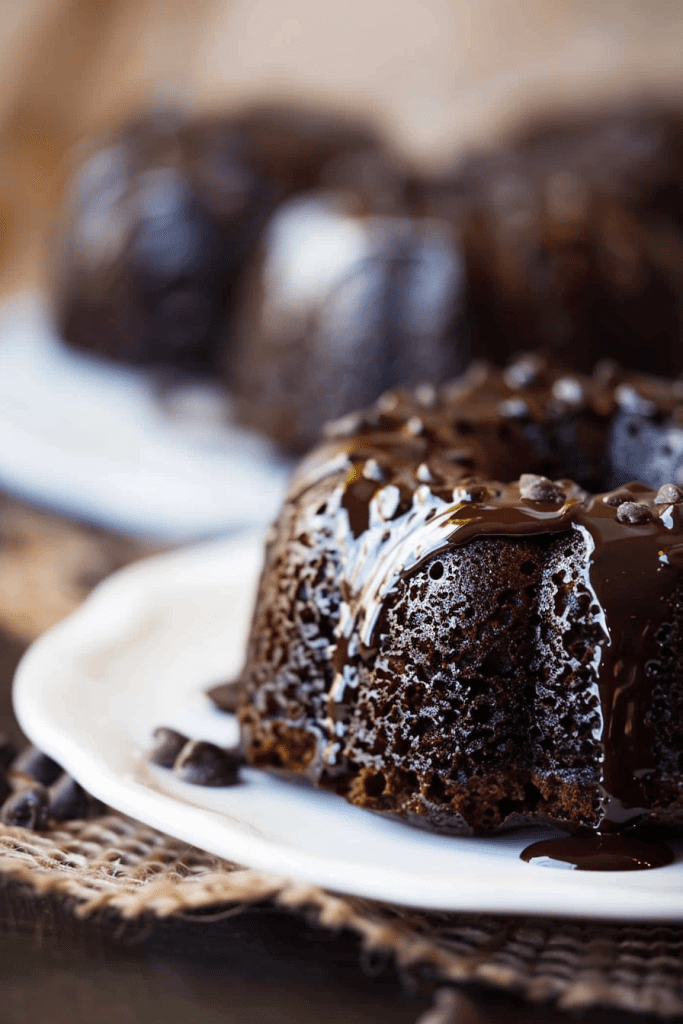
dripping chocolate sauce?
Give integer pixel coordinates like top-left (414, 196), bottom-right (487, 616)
top-left (330, 369), bottom-right (683, 870)
top-left (437, 494), bottom-right (682, 870)
top-left (340, 473), bottom-right (682, 869)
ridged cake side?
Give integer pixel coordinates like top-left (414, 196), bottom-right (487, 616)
top-left (237, 361), bottom-right (683, 833)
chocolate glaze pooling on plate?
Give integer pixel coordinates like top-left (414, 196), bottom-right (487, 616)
top-left (520, 834), bottom-right (674, 871)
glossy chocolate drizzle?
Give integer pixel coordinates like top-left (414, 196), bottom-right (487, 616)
top-left (292, 361), bottom-right (683, 865)
top-left (434, 488), bottom-right (683, 829)
top-left (520, 833), bottom-right (673, 871)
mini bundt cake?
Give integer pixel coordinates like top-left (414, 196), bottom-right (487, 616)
top-left (53, 106), bottom-right (270, 374)
top-left (227, 191), bottom-right (467, 451)
top-left (236, 356), bottom-right (683, 835)
top-left (429, 102), bottom-right (683, 376)
top-left (52, 101), bottom-right (399, 378)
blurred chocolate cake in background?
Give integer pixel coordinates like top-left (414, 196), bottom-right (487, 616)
top-left (52, 98), bottom-right (683, 452)
top-left (52, 101), bottom-right (402, 379)
top-left (53, 105), bottom-right (269, 376)
top-left (228, 191), bottom-right (467, 450)
top-left (428, 102), bottom-right (683, 376)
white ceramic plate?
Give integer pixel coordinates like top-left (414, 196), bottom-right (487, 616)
top-left (13, 533), bottom-right (683, 920)
top-left (0, 292), bottom-right (290, 541)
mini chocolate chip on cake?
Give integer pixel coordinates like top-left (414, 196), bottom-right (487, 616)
top-left (235, 357), bottom-right (683, 835)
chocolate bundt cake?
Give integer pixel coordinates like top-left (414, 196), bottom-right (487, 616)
top-left (228, 191), bottom-right (467, 451)
top-left (55, 99), bottom-right (683, 455)
top-left (53, 102), bottom-right (402, 380)
top-left (236, 356), bottom-right (683, 835)
top-left (53, 106), bottom-right (274, 374)
top-left (430, 103), bottom-right (683, 376)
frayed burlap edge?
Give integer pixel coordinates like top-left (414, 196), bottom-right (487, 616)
top-left (0, 813), bottom-right (683, 1017)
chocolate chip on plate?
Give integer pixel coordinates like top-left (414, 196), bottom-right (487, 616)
top-left (174, 740), bottom-right (241, 787)
top-left (148, 727), bottom-right (190, 768)
top-left (206, 679), bottom-right (245, 713)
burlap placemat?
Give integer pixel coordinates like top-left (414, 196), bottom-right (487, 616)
top-left (3, 494), bottom-right (683, 1019)
top-left (0, 807), bottom-right (681, 1019)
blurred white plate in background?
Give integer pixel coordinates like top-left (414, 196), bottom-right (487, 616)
top-left (13, 532), bottom-right (683, 920)
top-left (0, 292), bottom-right (290, 541)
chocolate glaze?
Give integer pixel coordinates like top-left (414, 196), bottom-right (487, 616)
top-left (520, 834), bottom-right (673, 871)
top-left (239, 356), bottom-right (683, 835)
top-left (426, 487), bottom-right (683, 827)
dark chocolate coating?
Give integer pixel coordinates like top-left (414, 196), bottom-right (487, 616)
top-left (237, 359), bottom-right (683, 834)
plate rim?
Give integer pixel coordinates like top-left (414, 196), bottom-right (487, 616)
top-left (13, 533), bottom-right (683, 921)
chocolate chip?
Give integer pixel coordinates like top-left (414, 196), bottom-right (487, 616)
top-left (519, 474), bottom-right (565, 503)
top-left (453, 483), bottom-right (489, 504)
top-left (323, 412), bottom-right (364, 439)
top-left (416, 463), bottom-right (433, 483)
top-left (655, 483), bottom-right (683, 505)
top-left (498, 398), bottom-right (529, 419)
top-left (174, 741), bottom-right (241, 787)
top-left (12, 746), bottom-right (62, 786)
top-left (377, 391), bottom-right (400, 413)
top-left (206, 680), bottom-right (245, 714)
top-left (504, 353), bottom-right (544, 389)
top-left (551, 376), bottom-right (585, 407)
top-left (149, 727), bottom-right (189, 768)
top-left (616, 501), bottom-right (653, 524)
top-left (615, 384), bottom-right (658, 417)
top-left (603, 489), bottom-right (635, 507)
top-left (1, 785), bottom-right (49, 830)
top-left (48, 774), bottom-right (90, 821)
top-left (404, 416), bottom-right (424, 437)
top-left (362, 458), bottom-right (384, 482)
top-left (414, 383), bottom-right (437, 407)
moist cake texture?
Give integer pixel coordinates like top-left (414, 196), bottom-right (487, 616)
top-left (237, 357), bottom-right (683, 834)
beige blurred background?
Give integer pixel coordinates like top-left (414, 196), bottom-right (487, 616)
top-left (1, 0), bottom-right (683, 295)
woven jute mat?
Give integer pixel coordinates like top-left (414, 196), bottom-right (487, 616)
top-left (3, 494), bottom-right (683, 1019)
top-left (2, 811), bottom-right (683, 1018)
